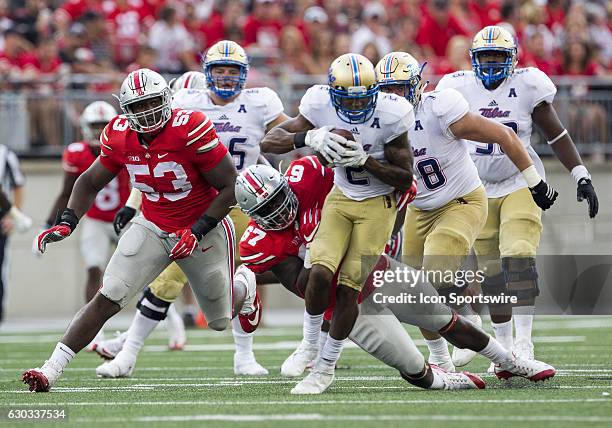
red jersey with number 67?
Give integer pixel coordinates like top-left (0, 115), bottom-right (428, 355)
top-left (62, 141), bottom-right (130, 223)
top-left (99, 109), bottom-right (228, 232)
top-left (239, 156), bottom-right (333, 273)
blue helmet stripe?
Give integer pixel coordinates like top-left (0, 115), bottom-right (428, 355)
top-left (224, 41), bottom-right (229, 57)
top-left (385, 54), bottom-right (393, 75)
top-left (350, 55), bottom-right (360, 86)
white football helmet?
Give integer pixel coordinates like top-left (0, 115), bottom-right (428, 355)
top-left (115, 68), bottom-right (172, 133)
top-left (80, 101), bottom-right (117, 144)
top-left (235, 165), bottom-right (298, 231)
top-left (169, 71), bottom-right (208, 93)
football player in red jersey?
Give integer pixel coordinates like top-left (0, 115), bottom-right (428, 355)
top-left (235, 157), bottom-right (556, 391)
top-left (37, 101), bottom-right (130, 351)
top-left (22, 68), bottom-right (238, 392)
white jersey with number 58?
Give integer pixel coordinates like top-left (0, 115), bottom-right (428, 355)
top-left (437, 67), bottom-right (555, 198)
top-left (410, 88), bottom-right (482, 210)
top-left (172, 87), bottom-right (284, 172)
top-left (299, 85), bottom-right (415, 201)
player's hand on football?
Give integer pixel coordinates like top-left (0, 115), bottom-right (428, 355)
top-left (336, 141), bottom-right (369, 167)
top-left (113, 206), bottom-right (137, 235)
top-left (37, 224), bottom-right (73, 254)
top-left (529, 180), bottom-right (558, 210)
top-left (576, 178), bottom-right (598, 218)
top-left (305, 126), bottom-right (348, 165)
top-left (169, 228), bottom-right (199, 260)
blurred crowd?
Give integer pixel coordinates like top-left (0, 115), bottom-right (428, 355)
top-left (0, 0), bottom-right (610, 86)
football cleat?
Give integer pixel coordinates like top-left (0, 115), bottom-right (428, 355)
top-left (95, 352), bottom-right (135, 378)
top-left (85, 330), bottom-right (106, 353)
top-left (94, 331), bottom-right (127, 360)
top-left (430, 364), bottom-right (485, 390)
top-left (234, 352), bottom-right (269, 376)
top-left (166, 305), bottom-right (187, 351)
top-left (487, 362), bottom-right (495, 374)
top-left (512, 338), bottom-right (535, 360)
top-left (494, 353), bottom-right (555, 382)
top-left (280, 341), bottom-right (318, 377)
top-left (22, 360), bottom-right (62, 392)
top-left (428, 353), bottom-right (455, 373)
top-left (451, 313), bottom-right (483, 367)
top-left (290, 364), bottom-right (335, 395)
top-left (238, 291), bottom-right (262, 334)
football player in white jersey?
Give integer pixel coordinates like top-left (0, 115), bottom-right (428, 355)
top-left (436, 25), bottom-right (598, 367)
top-left (96, 42), bottom-right (290, 378)
top-left (375, 51), bottom-right (558, 371)
top-left (261, 53), bottom-right (415, 394)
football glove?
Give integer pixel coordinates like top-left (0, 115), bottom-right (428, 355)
top-left (37, 209), bottom-right (78, 254)
top-left (113, 206), bottom-right (137, 235)
top-left (577, 178), bottom-right (598, 218)
top-left (336, 141), bottom-right (369, 167)
top-left (169, 229), bottom-right (199, 260)
top-left (529, 180), bottom-right (558, 210)
top-left (299, 207), bottom-right (321, 244)
top-left (305, 126), bottom-right (349, 165)
top-left (396, 177), bottom-right (418, 211)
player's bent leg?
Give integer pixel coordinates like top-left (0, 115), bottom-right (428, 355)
top-left (149, 262), bottom-right (188, 349)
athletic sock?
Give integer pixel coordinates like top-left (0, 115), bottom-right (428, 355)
top-left (513, 306), bottom-right (534, 342)
top-left (49, 342), bottom-right (76, 370)
top-left (122, 312), bottom-right (159, 357)
top-left (232, 316), bottom-right (253, 356)
top-left (318, 335), bottom-right (345, 370)
top-left (424, 337), bottom-right (450, 360)
top-left (491, 320), bottom-right (513, 350)
top-left (302, 310), bottom-right (323, 348)
top-left (318, 330), bottom-right (329, 354)
top-left (479, 337), bottom-right (511, 364)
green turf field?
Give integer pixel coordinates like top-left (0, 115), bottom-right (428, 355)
top-left (1, 316), bottom-right (611, 428)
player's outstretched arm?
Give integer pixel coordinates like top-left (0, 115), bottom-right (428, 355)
top-left (260, 114), bottom-right (314, 154)
top-left (532, 102), bottom-right (598, 218)
top-left (200, 154), bottom-right (238, 221)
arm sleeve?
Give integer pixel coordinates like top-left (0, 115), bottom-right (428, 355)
top-left (99, 123), bottom-right (124, 174)
top-left (239, 232), bottom-right (285, 274)
top-left (263, 88), bottom-right (285, 125)
top-left (298, 86), bottom-right (324, 126)
top-left (385, 99), bottom-right (415, 143)
top-left (529, 68), bottom-right (557, 112)
top-left (186, 112), bottom-right (229, 172)
top-left (433, 88), bottom-right (470, 138)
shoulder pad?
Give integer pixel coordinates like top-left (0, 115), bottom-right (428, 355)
top-left (376, 94), bottom-right (414, 125)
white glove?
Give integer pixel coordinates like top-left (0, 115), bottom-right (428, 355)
top-left (305, 126), bottom-right (349, 165)
top-left (336, 142), bottom-right (369, 167)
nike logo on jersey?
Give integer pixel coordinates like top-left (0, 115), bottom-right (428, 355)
top-left (201, 245), bottom-right (213, 253)
top-left (488, 100), bottom-right (498, 107)
top-left (158, 153), bottom-right (169, 159)
top-left (479, 107), bottom-right (511, 118)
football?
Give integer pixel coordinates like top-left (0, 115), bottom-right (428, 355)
top-left (315, 128), bottom-right (356, 167)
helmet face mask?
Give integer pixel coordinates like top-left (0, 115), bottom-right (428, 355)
top-left (376, 52), bottom-right (427, 107)
top-left (328, 53), bottom-right (379, 124)
top-left (470, 26), bottom-right (517, 89)
top-left (203, 41), bottom-right (249, 99)
top-left (250, 183), bottom-right (298, 231)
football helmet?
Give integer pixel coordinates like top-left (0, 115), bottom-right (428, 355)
top-left (328, 53), bottom-right (379, 124)
top-left (235, 165), bottom-right (298, 231)
top-left (470, 25), bottom-right (517, 88)
top-left (375, 52), bottom-right (427, 107)
top-left (115, 68), bottom-right (172, 133)
top-left (203, 40), bottom-right (249, 99)
top-left (169, 71), bottom-right (208, 93)
top-left (80, 101), bottom-right (117, 144)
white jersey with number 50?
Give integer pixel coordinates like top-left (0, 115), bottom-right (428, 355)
top-left (299, 85), bottom-right (415, 201)
top-left (410, 88), bottom-right (482, 210)
top-left (172, 87), bottom-right (284, 172)
top-left (437, 67), bottom-right (555, 198)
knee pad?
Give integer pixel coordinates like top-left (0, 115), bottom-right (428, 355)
top-left (481, 271), bottom-right (508, 307)
top-left (502, 257), bottom-right (539, 302)
top-left (207, 317), bottom-right (230, 331)
top-left (99, 274), bottom-right (131, 308)
top-left (137, 287), bottom-right (171, 321)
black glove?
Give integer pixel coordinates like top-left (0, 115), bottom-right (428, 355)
top-left (577, 178), bottom-right (598, 218)
top-left (113, 206), bottom-right (136, 235)
top-left (530, 180), bottom-right (558, 210)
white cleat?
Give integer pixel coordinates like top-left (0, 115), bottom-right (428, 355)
top-left (86, 330), bottom-right (106, 353)
top-left (166, 305), bottom-right (187, 351)
top-left (428, 354), bottom-right (455, 373)
top-left (512, 338), bottom-right (535, 360)
top-left (22, 360), bottom-right (62, 392)
top-left (94, 332), bottom-right (127, 360)
top-left (451, 314), bottom-right (482, 367)
top-left (487, 362), bottom-right (495, 374)
top-left (290, 365), bottom-right (335, 395)
top-left (280, 341), bottom-right (318, 377)
top-left (95, 352), bottom-right (136, 378)
top-left (430, 364), bottom-right (486, 390)
top-left (494, 353), bottom-right (555, 382)
top-left (234, 352), bottom-right (269, 376)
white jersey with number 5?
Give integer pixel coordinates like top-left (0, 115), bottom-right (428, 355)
top-left (410, 88), bottom-right (482, 210)
top-left (437, 67), bottom-right (555, 198)
top-left (172, 87), bottom-right (284, 172)
top-left (299, 85), bottom-right (415, 201)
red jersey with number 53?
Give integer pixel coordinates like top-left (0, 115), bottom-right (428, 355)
top-left (63, 141), bottom-right (130, 223)
top-left (99, 109), bottom-right (228, 232)
top-left (239, 156), bottom-right (333, 273)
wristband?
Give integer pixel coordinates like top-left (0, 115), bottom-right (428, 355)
top-left (60, 208), bottom-right (79, 231)
top-left (571, 165), bottom-right (591, 184)
top-left (521, 165), bottom-right (542, 188)
top-left (546, 129), bottom-right (568, 145)
top-left (191, 214), bottom-right (219, 241)
top-left (293, 132), bottom-right (307, 149)
top-left (125, 188), bottom-right (142, 210)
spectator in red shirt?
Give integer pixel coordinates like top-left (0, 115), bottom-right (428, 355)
top-left (434, 35), bottom-right (471, 76)
top-left (242, 0), bottom-right (284, 51)
top-left (0, 29), bottom-right (34, 80)
top-left (557, 39), bottom-right (602, 76)
top-left (544, 0), bottom-right (566, 34)
top-left (469, 0), bottom-right (501, 28)
top-left (523, 31), bottom-right (557, 76)
top-left (416, 0), bottom-right (468, 59)
top-left (126, 45), bottom-right (157, 73)
top-left (105, 0), bottom-right (154, 67)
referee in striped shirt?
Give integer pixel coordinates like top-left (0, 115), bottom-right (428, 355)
top-left (0, 145), bottom-right (31, 323)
